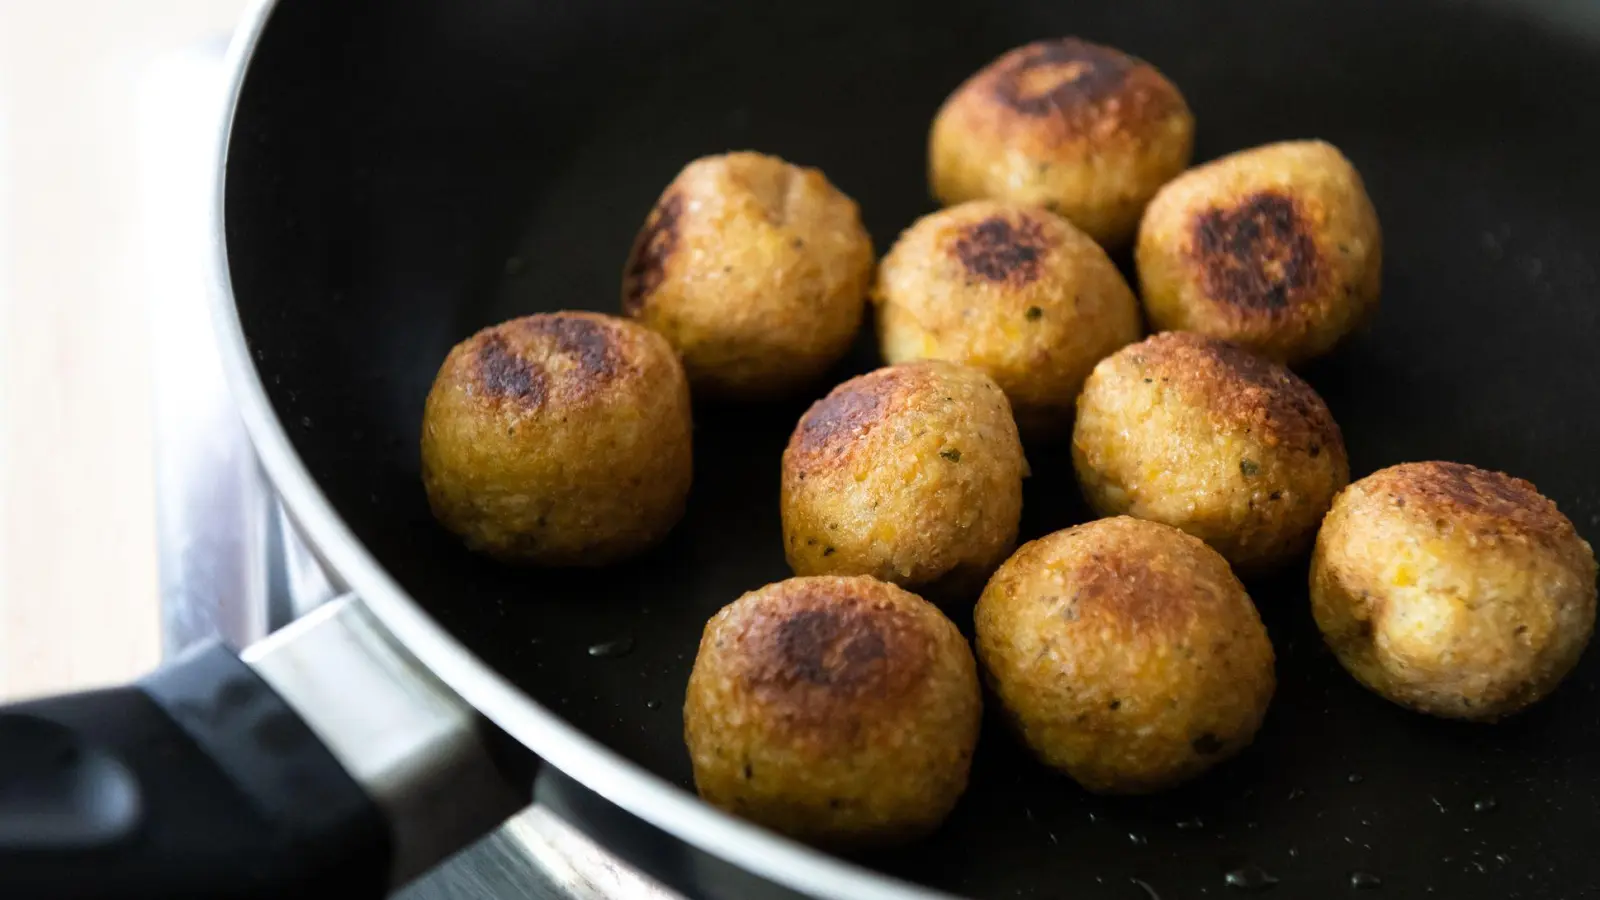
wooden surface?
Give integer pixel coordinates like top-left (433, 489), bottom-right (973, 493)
top-left (0, 0), bottom-right (247, 700)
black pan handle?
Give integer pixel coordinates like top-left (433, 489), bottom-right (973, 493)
top-left (0, 642), bottom-right (389, 899)
top-left (0, 597), bottom-right (532, 900)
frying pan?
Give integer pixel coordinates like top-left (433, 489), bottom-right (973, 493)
top-left (4, 0), bottom-right (1600, 897)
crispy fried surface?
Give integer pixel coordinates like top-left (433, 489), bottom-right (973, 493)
top-left (873, 201), bottom-right (1141, 440)
top-left (781, 361), bottom-right (1026, 600)
top-left (621, 151), bottom-right (874, 399)
top-left (684, 575), bottom-right (981, 847)
top-left (1311, 462), bottom-right (1597, 720)
top-left (929, 37), bottom-right (1194, 248)
top-left (975, 517), bottom-right (1275, 793)
top-left (1137, 140), bottom-right (1382, 364)
top-left (1072, 332), bottom-right (1348, 571)
top-left (420, 312), bottom-right (692, 565)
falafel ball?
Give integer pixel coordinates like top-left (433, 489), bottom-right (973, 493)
top-left (873, 200), bottom-right (1142, 440)
top-left (1136, 140), bottom-right (1383, 365)
top-left (781, 361), bottom-right (1025, 599)
top-left (928, 37), bottom-right (1195, 249)
top-left (684, 575), bottom-right (982, 847)
top-left (1311, 461), bottom-right (1597, 721)
top-left (975, 517), bottom-right (1275, 794)
top-left (620, 151), bottom-right (874, 400)
top-left (420, 312), bottom-right (692, 566)
top-left (1072, 331), bottom-right (1348, 572)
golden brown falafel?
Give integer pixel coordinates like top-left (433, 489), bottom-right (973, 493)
top-left (975, 517), bottom-right (1275, 794)
top-left (1311, 461), bottom-right (1597, 721)
top-left (420, 312), bottom-right (692, 565)
top-left (781, 361), bottom-right (1026, 599)
top-left (1072, 331), bottom-right (1348, 572)
top-left (929, 37), bottom-right (1194, 249)
top-left (621, 151), bottom-right (874, 400)
top-left (1136, 140), bottom-right (1383, 365)
top-left (683, 575), bottom-right (982, 848)
top-left (873, 200), bottom-right (1142, 440)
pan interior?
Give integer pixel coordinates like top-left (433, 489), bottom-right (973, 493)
top-left (225, 0), bottom-right (1600, 896)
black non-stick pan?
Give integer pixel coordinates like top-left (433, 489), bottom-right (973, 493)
top-left (70, 0), bottom-right (1600, 897)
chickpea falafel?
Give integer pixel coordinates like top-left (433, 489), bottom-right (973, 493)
top-left (684, 575), bottom-right (982, 847)
top-left (420, 312), bottom-right (692, 566)
top-left (929, 37), bottom-right (1195, 249)
top-left (781, 361), bottom-right (1026, 599)
top-left (975, 517), bottom-right (1275, 794)
top-left (873, 200), bottom-right (1142, 440)
top-left (621, 151), bottom-right (875, 400)
top-left (1072, 331), bottom-right (1348, 572)
top-left (1136, 140), bottom-right (1383, 365)
top-left (1311, 461), bottom-right (1597, 721)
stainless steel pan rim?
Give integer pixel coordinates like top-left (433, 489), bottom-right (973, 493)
top-left (206, 1), bottom-right (951, 897)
